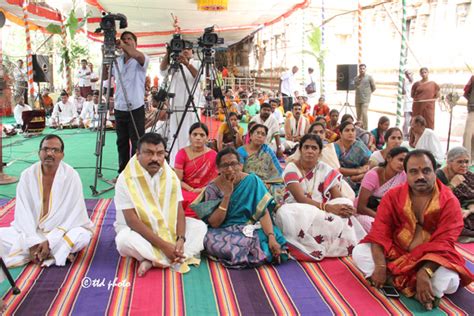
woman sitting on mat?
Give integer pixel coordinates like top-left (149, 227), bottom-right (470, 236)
top-left (436, 147), bottom-right (474, 243)
top-left (340, 114), bottom-right (375, 150)
top-left (217, 112), bottom-right (244, 151)
top-left (370, 116), bottom-right (390, 150)
top-left (191, 147), bottom-right (287, 268)
top-left (369, 127), bottom-right (404, 168)
top-left (174, 122), bottom-right (218, 218)
top-left (334, 120), bottom-right (372, 193)
top-left (356, 147), bottom-right (408, 232)
top-left (237, 124), bottom-right (283, 202)
top-left (275, 134), bottom-right (366, 261)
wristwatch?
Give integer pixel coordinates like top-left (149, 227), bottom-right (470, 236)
top-left (423, 267), bottom-right (434, 278)
top-left (176, 235), bottom-right (186, 242)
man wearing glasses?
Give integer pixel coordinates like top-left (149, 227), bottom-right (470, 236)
top-left (114, 133), bottom-right (206, 276)
top-left (0, 135), bottom-right (93, 267)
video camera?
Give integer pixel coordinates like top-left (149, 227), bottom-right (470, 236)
top-left (198, 26), bottom-right (224, 48)
top-left (95, 12), bottom-right (128, 61)
top-left (168, 34), bottom-right (193, 55)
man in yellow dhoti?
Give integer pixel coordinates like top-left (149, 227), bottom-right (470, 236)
top-left (0, 135), bottom-right (93, 267)
top-left (114, 133), bottom-right (207, 276)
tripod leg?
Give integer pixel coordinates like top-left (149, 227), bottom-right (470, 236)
top-left (0, 258), bottom-right (20, 295)
top-left (167, 63), bottom-right (205, 157)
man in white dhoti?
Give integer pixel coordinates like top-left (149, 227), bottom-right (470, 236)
top-left (0, 135), bottom-right (93, 267)
top-left (352, 150), bottom-right (473, 310)
top-left (114, 133), bottom-right (207, 276)
top-left (409, 115), bottom-right (444, 164)
top-left (51, 91), bottom-right (79, 128)
top-left (250, 102), bottom-right (283, 157)
top-left (160, 44), bottom-right (204, 166)
top-left (283, 103), bottom-right (309, 152)
top-left (79, 91), bottom-right (96, 128)
top-left (13, 95), bottom-right (32, 126)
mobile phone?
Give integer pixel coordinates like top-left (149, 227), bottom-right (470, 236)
top-left (381, 286), bottom-right (400, 298)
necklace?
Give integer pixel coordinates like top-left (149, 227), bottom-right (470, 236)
top-left (297, 161), bottom-right (317, 198)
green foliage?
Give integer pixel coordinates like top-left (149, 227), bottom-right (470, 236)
top-left (46, 24), bottom-right (62, 34)
top-left (45, 5), bottom-right (91, 91)
top-left (303, 27), bottom-right (328, 94)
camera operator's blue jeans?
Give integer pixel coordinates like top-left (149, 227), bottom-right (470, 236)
top-left (115, 105), bottom-right (145, 173)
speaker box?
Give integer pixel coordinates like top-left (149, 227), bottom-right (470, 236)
top-left (336, 64), bottom-right (357, 91)
top-left (32, 55), bottom-right (50, 82)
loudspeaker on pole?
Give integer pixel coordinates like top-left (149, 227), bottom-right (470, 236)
top-left (336, 64), bottom-right (358, 91)
top-left (32, 55), bottom-right (51, 83)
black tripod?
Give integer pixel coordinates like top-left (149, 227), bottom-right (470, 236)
top-left (340, 90), bottom-right (357, 117)
top-left (90, 51), bottom-right (140, 196)
top-left (167, 46), bottom-right (235, 156)
top-left (149, 52), bottom-right (200, 141)
top-left (0, 258), bottom-right (20, 295)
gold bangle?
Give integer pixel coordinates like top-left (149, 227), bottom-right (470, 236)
top-left (424, 267), bottom-right (434, 278)
top-left (218, 205), bottom-right (227, 212)
top-left (376, 264), bottom-right (386, 267)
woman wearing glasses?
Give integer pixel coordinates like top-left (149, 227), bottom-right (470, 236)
top-left (191, 147), bottom-right (287, 268)
top-left (436, 147), bottom-right (474, 242)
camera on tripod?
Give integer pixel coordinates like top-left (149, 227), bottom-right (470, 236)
top-left (95, 12), bottom-right (128, 61)
top-left (169, 34), bottom-right (193, 54)
top-left (198, 26), bottom-right (224, 48)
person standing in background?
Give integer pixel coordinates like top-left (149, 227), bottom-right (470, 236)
top-left (280, 66), bottom-right (299, 113)
top-left (462, 75), bottom-right (474, 164)
top-left (354, 64), bottom-right (376, 130)
top-left (411, 67), bottom-right (439, 130)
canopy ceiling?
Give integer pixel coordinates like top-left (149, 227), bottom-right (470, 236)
top-left (1, 0), bottom-right (310, 56)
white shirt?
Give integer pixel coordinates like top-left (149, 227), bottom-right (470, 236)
top-left (80, 101), bottom-right (97, 121)
top-left (113, 54), bottom-right (150, 111)
top-left (403, 80), bottom-right (413, 112)
top-left (160, 58), bottom-right (204, 109)
top-left (280, 71), bottom-right (298, 96)
top-left (14, 103), bottom-right (32, 125)
top-left (250, 115), bottom-right (280, 144)
top-left (71, 95), bottom-right (85, 114)
top-left (52, 100), bottom-right (78, 123)
top-left (114, 167), bottom-right (183, 231)
top-left (14, 67), bottom-right (27, 82)
top-left (76, 67), bottom-right (92, 87)
top-left (272, 110), bottom-right (285, 125)
top-left (90, 71), bottom-right (99, 90)
top-left (416, 128), bottom-right (445, 163)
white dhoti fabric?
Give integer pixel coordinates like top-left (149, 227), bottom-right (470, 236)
top-left (0, 226), bottom-right (92, 267)
top-left (276, 198), bottom-right (366, 260)
top-left (352, 243), bottom-right (460, 297)
top-left (114, 156), bottom-right (206, 273)
top-left (115, 217), bottom-right (207, 269)
top-left (0, 161), bottom-right (93, 267)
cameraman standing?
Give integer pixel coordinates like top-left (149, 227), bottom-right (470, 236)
top-left (160, 42), bottom-right (203, 166)
top-left (113, 31), bottom-right (149, 173)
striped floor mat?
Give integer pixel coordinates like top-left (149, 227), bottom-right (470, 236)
top-left (0, 199), bottom-right (473, 315)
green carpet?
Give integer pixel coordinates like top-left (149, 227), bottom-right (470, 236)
top-left (1, 125), bottom-right (118, 199)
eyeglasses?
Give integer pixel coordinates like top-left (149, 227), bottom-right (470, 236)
top-left (40, 147), bottom-right (62, 154)
top-left (454, 159), bottom-right (469, 165)
top-left (140, 149), bottom-right (166, 157)
top-left (219, 161), bottom-right (240, 169)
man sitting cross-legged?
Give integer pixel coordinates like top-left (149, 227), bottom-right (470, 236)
top-left (114, 133), bottom-right (207, 276)
top-left (0, 135), bottom-right (93, 267)
top-left (283, 103), bottom-right (309, 153)
top-left (353, 149), bottom-right (474, 310)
